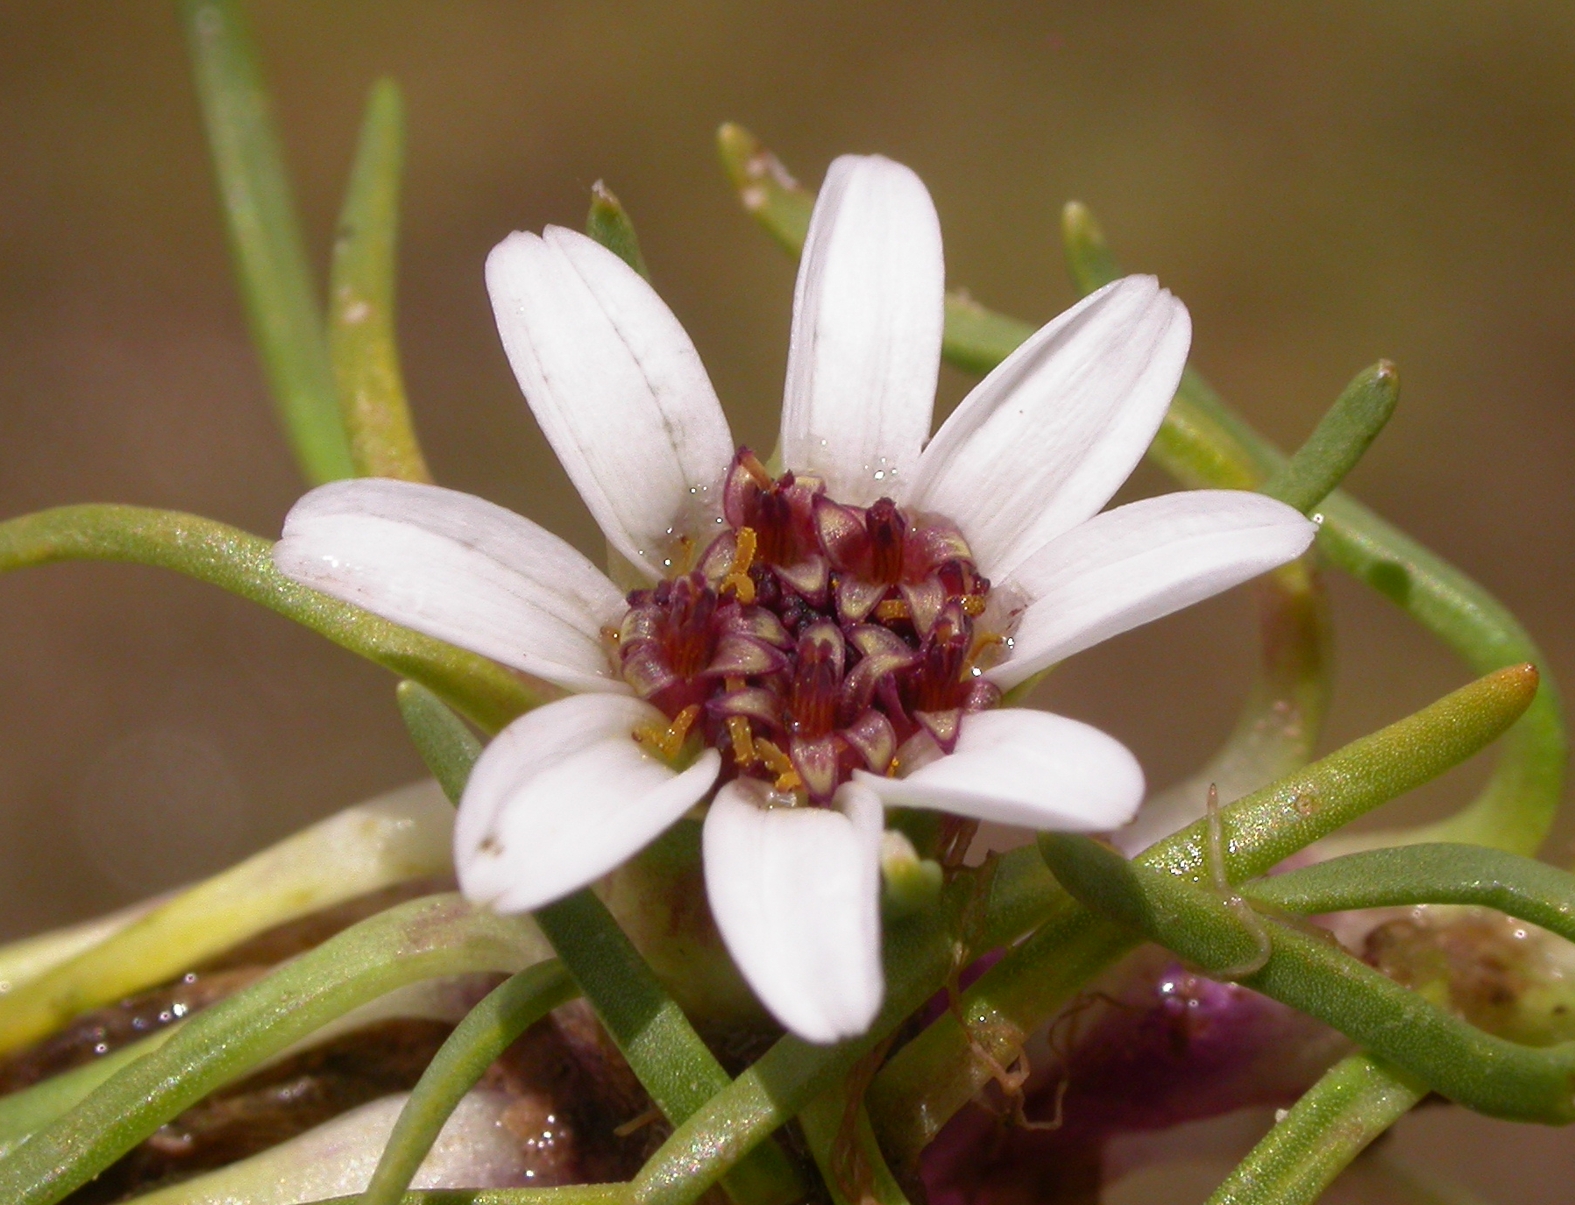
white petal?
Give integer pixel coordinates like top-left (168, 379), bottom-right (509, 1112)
top-left (989, 490), bottom-right (1318, 690)
top-left (703, 779), bottom-right (884, 1044)
top-left (456, 694), bottom-right (721, 912)
top-left (486, 227), bottom-right (734, 580)
top-left (274, 478), bottom-right (627, 694)
top-left (857, 709), bottom-right (1144, 831)
top-left (780, 155), bottom-right (944, 506)
top-left (903, 276), bottom-right (1191, 580)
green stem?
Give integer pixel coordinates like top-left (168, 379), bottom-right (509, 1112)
top-left (630, 889), bottom-right (971, 1205)
top-left (0, 896), bottom-right (544, 1205)
top-left (1203, 1054), bottom-right (1427, 1205)
top-left (867, 664), bottom-right (1540, 1160)
top-left (359, 962), bottom-right (578, 1205)
top-left (330, 78), bottom-right (433, 483)
top-left (535, 894), bottom-right (808, 1205)
top-left (180, 0), bottom-right (354, 484)
top-left (1040, 831), bottom-right (1575, 1124)
top-left (0, 504), bottom-right (539, 731)
top-left (395, 688), bottom-right (806, 1205)
top-left (0, 780), bottom-right (453, 1054)
top-left (1245, 842), bottom-right (1575, 936)
top-left (799, 1087), bottom-right (911, 1205)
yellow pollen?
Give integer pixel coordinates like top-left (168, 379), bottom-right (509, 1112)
top-left (961, 595), bottom-right (987, 617)
top-left (875, 599), bottom-right (911, 622)
top-left (754, 737), bottom-right (803, 792)
top-left (726, 715), bottom-right (757, 766)
top-left (633, 704), bottom-right (701, 761)
top-left (721, 527), bottom-right (758, 603)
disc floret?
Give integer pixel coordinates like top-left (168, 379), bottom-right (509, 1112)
top-left (616, 448), bottom-right (1007, 803)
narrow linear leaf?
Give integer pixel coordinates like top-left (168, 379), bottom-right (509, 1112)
top-left (397, 680), bottom-right (483, 805)
top-left (1244, 842), bottom-right (1575, 939)
top-left (586, 181), bottom-right (651, 279)
top-left (0, 896), bottom-right (544, 1205)
top-left (395, 689), bottom-right (806, 1205)
top-left (330, 78), bottom-right (433, 483)
top-left (0, 781), bottom-right (451, 1055)
top-left (1039, 831), bottom-right (1575, 1124)
top-left (0, 504), bottom-right (539, 731)
top-left (360, 961), bottom-right (578, 1205)
top-left (1262, 361), bottom-right (1400, 514)
top-left (1204, 1053), bottom-right (1426, 1205)
top-left (868, 664), bottom-right (1541, 1163)
top-left (180, 0), bottom-right (354, 484)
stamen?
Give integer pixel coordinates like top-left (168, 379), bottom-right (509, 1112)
top-left (739, 449), bottom-right (773, 488)
top-left (726, 715), bottom-right (757, 767)
top-left (721, 526), bottom-right (758, 603)
top-left (754, 737), bottom-right (803, 793)
top-left (632, 703), bottom-right (701, 761)
top-left (616, 445), bottom-right (1014, 803)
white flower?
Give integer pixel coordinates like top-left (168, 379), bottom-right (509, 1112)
top-left (273, 155), bottom-right (1316, 1044)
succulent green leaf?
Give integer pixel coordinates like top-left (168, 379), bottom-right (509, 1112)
top-left (0, 896), bottom-right (544, 1205)
top-left (0, 504), bottom-right (540, 732)
top-left (330, 78), bottom-right (433, 484)
top-left (586, 181), bottom-right (651, 280)
top-left (180, 0), bottom-right (355, 484)
top-left (1262, 361), bottom-right (1400, 515)
top-left (1203, 1054), bottom-right (1427, 1205)
top-left (359, 961), bottom-right (578, 1205)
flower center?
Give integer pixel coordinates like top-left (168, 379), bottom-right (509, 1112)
top-left (614, 448), bottom-right (1008, 803)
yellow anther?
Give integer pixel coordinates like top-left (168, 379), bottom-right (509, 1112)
top-left (754, 737), bottom-right (792, 775)
top-left (721, 527), bottom-right (758, 604)
top-left (961, 595), bottom-right (987, 617)
top-left (875, 599), bottom-right (911, 622)
top-left (726, 715), bottom-right (757, 767)
top-left (774, 769), bottom-right (804, 793)
top-left (633, 704), bottom-right (701, 761)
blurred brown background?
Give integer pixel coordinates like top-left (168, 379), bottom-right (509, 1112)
top-left (1, 2), bottom-right (1573, 1198)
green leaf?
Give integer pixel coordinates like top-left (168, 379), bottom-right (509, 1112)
top-left (359, 961), bottom-right (578, 1205)
top-left (394, 688), bottom-right (807, 1205)
top-left (1203, 1054), bottom-right (1427, 1205)
top-left (1039, 831), bottom-right (1575, 1124)
top-left (330, 78), bottom-right (434, 483)
top-left (180, 0), bottom-right (354, 484)
top-left (1262, 361), bottom-right (1400, 514)
top-left (397, 680), bottom-right (484, 804)
top-left (628, 891), bottom-right (970, 1205)
top-left (0, 781), bottom-right (452, 1055)
top-left (0, 504), bottom-right (540, 732)
top-left (0, 896), bottom-right (544, 1205)
top-left (1244, 841), bottom-right (1575, 939)
top-left (867, 664), bottom-right (1541, 1164)
top-left (586, 181), bottom-right (651, 280)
